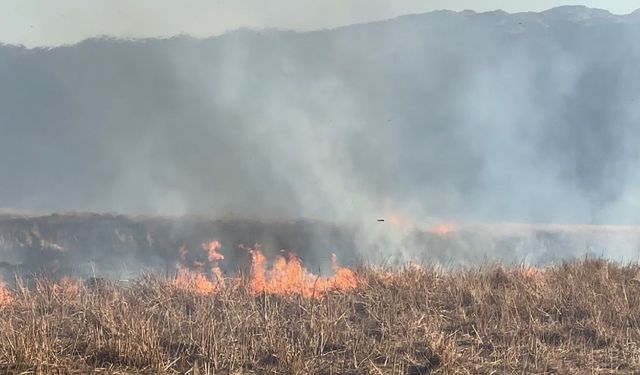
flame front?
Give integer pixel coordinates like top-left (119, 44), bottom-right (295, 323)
top-left (172, 240), bottom-right (355, 298)
top-left (247, 245), bottom-right (357, 298)
top-left (174, 269), bottom-right (219, 296)
top-left (172, 240), bottom-right (225, 295)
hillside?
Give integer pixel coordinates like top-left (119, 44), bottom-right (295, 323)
top-left (1, 7), bottom-right (640, 226)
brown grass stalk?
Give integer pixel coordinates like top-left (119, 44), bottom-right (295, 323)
top-left (0, 259), bottom-right (640, 374)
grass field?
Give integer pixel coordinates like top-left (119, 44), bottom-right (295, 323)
top-left (1, 258), bottom-right (639, 374)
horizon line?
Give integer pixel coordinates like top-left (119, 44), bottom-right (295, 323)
top-left (2, 5), bottom-right (638, 50)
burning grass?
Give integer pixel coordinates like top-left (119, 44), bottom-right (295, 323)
top-left (171, 242), bottom-right (358, 299)
top-left (1, 259), bottom-right (640, 373)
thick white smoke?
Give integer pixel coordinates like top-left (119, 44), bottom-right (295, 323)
top-left (1, 7), bottom-right (640, 265)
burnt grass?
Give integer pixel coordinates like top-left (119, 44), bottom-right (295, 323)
top-left (1, 259), bottom-right (640, 374)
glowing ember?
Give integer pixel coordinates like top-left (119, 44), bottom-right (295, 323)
top-left (246, 245), bottom-right (357, 298)
top-left (0, 282), bottom-right (14, 307)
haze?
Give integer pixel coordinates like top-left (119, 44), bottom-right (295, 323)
top-left (0, 0), bottom-right (638, 47)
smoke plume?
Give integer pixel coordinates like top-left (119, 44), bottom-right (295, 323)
top-left (1, 6), bottom-right (640, 266)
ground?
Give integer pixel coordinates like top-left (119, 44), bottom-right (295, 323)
top-left (1, 258), bottom-right (639, 374)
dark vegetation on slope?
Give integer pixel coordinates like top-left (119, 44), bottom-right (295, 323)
top-left (1, 213), bottom-right (633, 282)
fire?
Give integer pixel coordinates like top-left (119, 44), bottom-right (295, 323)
top-left (204, 240), bottom-right (225, 290)
top-left (52, 276), bottom-right (82, 297)
top-left (247, 248), bottom-right (267, 294)
top-left (387, 213), bottom-right (411, 230)
top-left (203, 240), bottom-right (224, 262)
top-left (428, 222), bottom-right (456, 236)
top-left (515, 265), bottom-right (544, 281)
top-left (174, 269), bottom-right (219, 296)
top-left (382, 208), bottom-right (457, 236)
top-left (173, 240), bottom-right (357, 298)
top-left (204, 240), bottom-right (225, 289)
top-left (172, 240), bottom-right (225, 295)
top-left (246, 245), bottom-right (357, 298)
top-left (0, 282), bottom-right (14, 307)
top-left (330, 253), bottom-right (359, 290)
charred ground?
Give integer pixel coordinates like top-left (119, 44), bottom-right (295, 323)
top-left (0, 213), bottom-right (361, 281)
top-left (2, 212), bottom-right (638, 284)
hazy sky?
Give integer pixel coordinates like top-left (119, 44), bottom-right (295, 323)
top-left (1, 0), bottom-right (638, 47)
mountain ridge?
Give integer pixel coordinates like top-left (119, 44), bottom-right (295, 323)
top-left (0, 5), bottom-right (639, 226)
top-left (1, 6), bottom-right (638, 50)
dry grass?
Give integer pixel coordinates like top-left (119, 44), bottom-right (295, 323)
top-left (1, 259), bottom-right (640, 374)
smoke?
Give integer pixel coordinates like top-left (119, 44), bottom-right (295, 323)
top-left (1, 8), bottom-right (640, 265)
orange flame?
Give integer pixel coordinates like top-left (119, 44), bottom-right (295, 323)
top-left (172, 240), bottom-right (225, 295)
top-left (383, 209), bottom-right (457, 236)
top-left (515, 265), bottom-right (544, 281)
top-left (174, 269), bottom-right (219, 296)
top-left (246, 245), bottom-right (357, 298)
top-left (52, 276), bottom-right (82, 297)
top-left (204, 240), bottom-right (225, 289)
top-left (387, 213), bottom-right (411, 230)
top-left (0, 282), bottom-right (14, 307)
top-left (428, 222), bottom-right (456, 236)
top-left (172, 241), bottom-right (356, 298)
top-left (203, 240), bottom-right (224, 262)
top-left (330, 253), bottom-right (358, 290)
